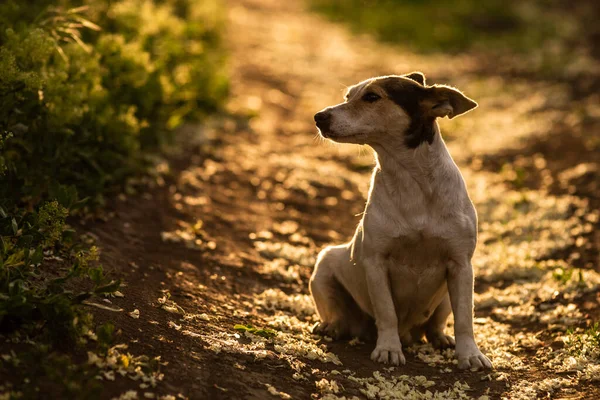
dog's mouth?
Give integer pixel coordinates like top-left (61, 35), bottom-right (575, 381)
top-left (321, 131), bottom-right (367, 143)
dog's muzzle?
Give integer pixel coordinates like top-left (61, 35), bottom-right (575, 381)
top-left (314, 111), bottom-right (332, 136)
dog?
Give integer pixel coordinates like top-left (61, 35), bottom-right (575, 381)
top-left (309, 72), bottom-right (492, 370)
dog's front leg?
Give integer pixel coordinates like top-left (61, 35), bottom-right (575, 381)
top-left (365, 255), bottom-right (405, 365)
top-left (448, 259), bottom-right (492, 370)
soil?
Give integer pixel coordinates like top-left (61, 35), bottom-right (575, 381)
top-left (72, 0), bottom-right (600, 398)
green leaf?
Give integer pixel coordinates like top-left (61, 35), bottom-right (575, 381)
top-left (30, 246), bottom-right (43, 266)
top-left (17, 235), bottom-right (33, 249)
top-left (49, 184), bottom-right (78, 209)
top-left (73, 292), bottom-right (92, 303)
top-left (96, 322), bottom-right (115, 352)
top-left (11, 218), bottom-right (18, 235)
top-left (0, 236), bottom-right (7, 255)
top-left (0, 206), bottom-right (6, 218)
top-left (8, 279), bottom-right (24, 296)
top-left (67, 5), bottom-right (90, 14)
top-left (72, 15), bottom-right (102, 31)
top-left (49, 271), bottom-right (74, 287)
top-left (234, 324), bottom-right (277, 338)
top-left (88, 267), bottom-right (104, 283)
top-left (61, 228), bottom-right (76, 243)
top-left (71, 197), bottom-right (90, 211)
top-left (94, 280), bottom-right (121, 294)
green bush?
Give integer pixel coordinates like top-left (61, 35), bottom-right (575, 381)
top-left (0, 0), bottom-right (228, 207)
top-left (0, 197), bottom-right (119, 346)
top-left (0, 0), bottom-right (227, 348)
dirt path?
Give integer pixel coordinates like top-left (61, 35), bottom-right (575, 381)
top-left (84, 0), bottom-right (600, 399)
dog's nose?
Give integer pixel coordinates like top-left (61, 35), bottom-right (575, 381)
top-left (314, 111), bottom-right (331, 124)
top-left (314, 111), bottom-right (331, 131)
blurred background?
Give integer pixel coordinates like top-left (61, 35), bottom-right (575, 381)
top-left (311, 0), bottom-right (599, 56)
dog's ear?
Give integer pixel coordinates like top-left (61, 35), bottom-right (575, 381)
top-left (425, 85), bottom-right (477, 119)
top-left (404, 71), bottom-right (426, 86)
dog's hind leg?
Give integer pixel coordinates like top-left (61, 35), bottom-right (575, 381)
top-left (310, 245), bottom-right (374, 340)
top-left (425, 294), bottom-right (455, 349)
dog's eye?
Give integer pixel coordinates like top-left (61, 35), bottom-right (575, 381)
top-left (362, 92), bottom-right (381, 103)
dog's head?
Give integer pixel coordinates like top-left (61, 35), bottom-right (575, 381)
top-left (314, 72), bottom-right (477, 148)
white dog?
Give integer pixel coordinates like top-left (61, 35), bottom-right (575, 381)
top-left (310, 72), bottom-right (492, 370)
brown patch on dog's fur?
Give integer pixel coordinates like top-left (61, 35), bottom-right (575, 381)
top-left (376, 74), bottom-right (477, 148)
top-left (379, 76), bottom-right (438, 148)
top-left (405, 71), bottom-right (426, 86)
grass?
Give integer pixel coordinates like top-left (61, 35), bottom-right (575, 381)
top-left (567, 322), bottom-right (600, 358)
top-left (234, 324), bottom-right (279, 339)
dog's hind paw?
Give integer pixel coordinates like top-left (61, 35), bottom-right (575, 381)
top-left (427, 333), bottom-right (455, 349)
top-left (312, 321), bottom-right (345, 339)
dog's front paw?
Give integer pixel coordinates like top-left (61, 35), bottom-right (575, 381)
top-left (371, 345), bottom-right (406, 365)
top-left (457, 348), bottom-right (493, 370)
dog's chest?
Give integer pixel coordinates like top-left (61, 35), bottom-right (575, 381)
top-left (368, 204), bottom-right (456, 261)
top-left (366, 184), bottom-right (474, 261)
top-left (385, 237), bottom-right (449, 329)
top-left (388, 228), bottom-right (449, 263)
top-left (386, 232), bottom-right (449, 292)
top-left (366, 208), bottom-right (455, 328)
